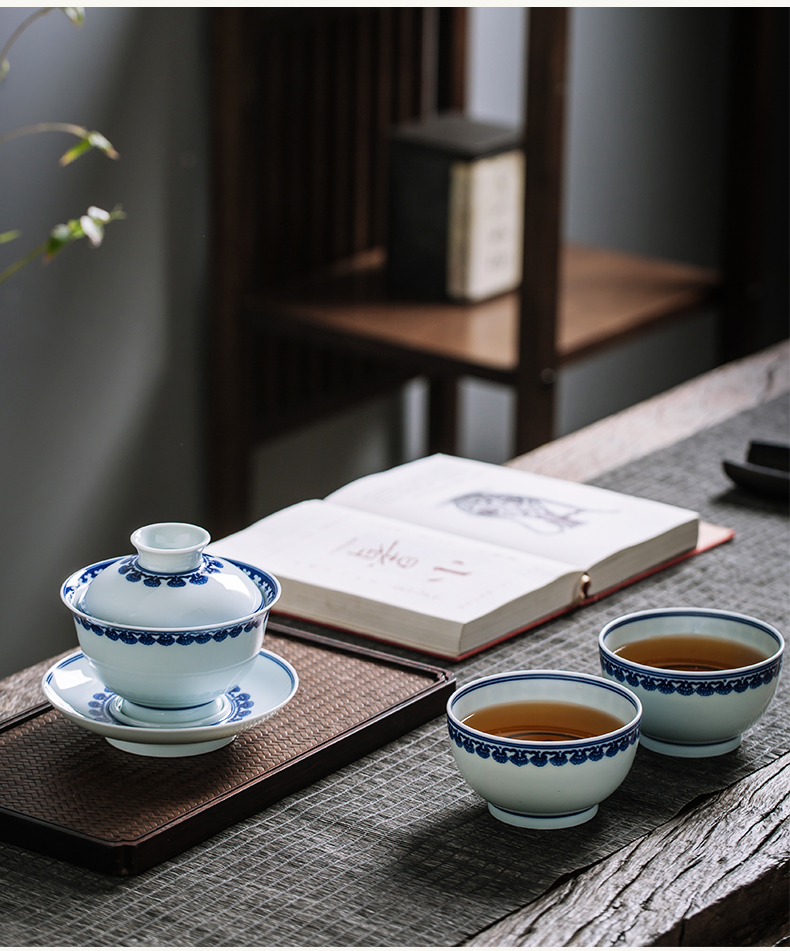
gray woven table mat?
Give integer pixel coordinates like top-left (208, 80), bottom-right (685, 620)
top-left (1, 396), bottom-right (787, 948)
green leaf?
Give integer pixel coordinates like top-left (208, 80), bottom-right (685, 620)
top-left (59, 137), bottom-right (92, 166)
top-left (0, 230), bottom-right (21, 245)
top-left (59, 131), bottom-right (118, 166)
top-left (99, 204), bottom-right (126, 224)
top-left (45, 221), bottom-right (77, 260)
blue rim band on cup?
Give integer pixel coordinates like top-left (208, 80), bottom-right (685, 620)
top-left (446, 669), bottom-right (642, 829)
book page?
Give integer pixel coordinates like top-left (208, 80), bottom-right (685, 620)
top-left (209, 499), bottom-right (580, 630)
top-left (463, 150), bottom-right (525, 301)
top-left (326, 454), bottom-right (699, 585)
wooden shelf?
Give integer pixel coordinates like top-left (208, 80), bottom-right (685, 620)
top-left (246, 244), bottom-right (718, 381)
top-left (209, 8), bottom-right (740, 535)
top-left (558, 245), bottom-right (718, 360)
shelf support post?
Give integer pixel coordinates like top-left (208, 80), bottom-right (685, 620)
top-left (514, 7), bottom-right (568, 454)
top-left (207, 8), bottom-right (255, 537)
top-left (427, 376), bottom-right (459, 456)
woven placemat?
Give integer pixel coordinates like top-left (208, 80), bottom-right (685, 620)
top-left (0, 627), bottom-right (453, 875)
top-left (0, 395), bottom-right (787, 947)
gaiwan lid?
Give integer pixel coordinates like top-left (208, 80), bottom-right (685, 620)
top-left (81, 522), bottom-right (263, 628)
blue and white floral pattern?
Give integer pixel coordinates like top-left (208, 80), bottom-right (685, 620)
top-left (117, 554), bottom-right (224, 587)
top-left (234, 562), bottom-right (280, 607)
top-left (447, 717), bottom-right (639, 767)
top-left (73, 613), bottom-right (262, 646)
top-left (87, 690), bottom-right (115, 723)
top-left (62, 556), bottom-right (280, 647)
top-left (226, 685), bottom-right (255, 721)
top-left (62, 558), bottom-right (111, 600)
top-left (65, 557), bottom-right (279, 605)
top-left (87, 684), bottom-right (255, 724)
top-left (600, 652), bottom-right (782, 696)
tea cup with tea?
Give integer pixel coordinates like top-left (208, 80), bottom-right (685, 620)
top-left (446, 669), bottom-right (642, 829)
top-left (599, 607), bottom-right (784, 757)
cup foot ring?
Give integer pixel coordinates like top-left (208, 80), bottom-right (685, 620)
top-left (110, 696), bottom-right (230, 727)
top-left (488, 802), bottom-right (598, 829)
top-left (106, 736), bottom-right (235, 757)
top-left (640, 733), bottom-right (742, 758)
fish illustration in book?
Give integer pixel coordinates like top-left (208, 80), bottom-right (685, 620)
top-left (450, 491), bottom-right (613, 535)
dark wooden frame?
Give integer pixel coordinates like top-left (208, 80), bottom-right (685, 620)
top-left (515, 8), bottom-right (568, 451)
top-left (719, 7), bottom-right (790, 362)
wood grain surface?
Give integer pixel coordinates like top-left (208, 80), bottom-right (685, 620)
top-left (461, 752), bottom-right (790, 948)
top-left (249, 244), bottom-right (717, 374)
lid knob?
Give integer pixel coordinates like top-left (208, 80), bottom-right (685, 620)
top-left (130, 522), bottom-right (210, 574)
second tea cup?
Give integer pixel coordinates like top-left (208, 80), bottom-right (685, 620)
top-left (599, 607), bottom-right (783, 757)
top-left (447, 669), bottom-right (642, 829)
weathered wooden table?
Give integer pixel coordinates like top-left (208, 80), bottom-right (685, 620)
top-left (490, 340), bottom-right (789, 947)
top-left (486, 340), bottom-right (789, 947)
top-left (1, 340), bottom-right (787, 947)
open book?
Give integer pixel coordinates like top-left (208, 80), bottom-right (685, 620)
top-left (210, 454), bottom-right (731, 660)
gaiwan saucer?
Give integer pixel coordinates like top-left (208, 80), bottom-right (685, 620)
top-left (42, 649), bottom-right (298, 757)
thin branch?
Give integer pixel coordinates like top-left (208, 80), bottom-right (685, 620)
top-left (0, 123), bottom-right (119, 164)
top-left (0, 8), bottom-right (54, 81)
top-left (0, 239), bottom-right (48, 285)
top-left (0, 122), bottom-right (89, 148)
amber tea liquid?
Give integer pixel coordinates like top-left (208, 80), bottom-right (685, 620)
top-left (463, 700), bottom-right (626, 741)
top-left (613, 634), bottom-right (768, 671)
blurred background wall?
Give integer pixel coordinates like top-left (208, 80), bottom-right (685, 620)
top-left (0, 7), bottom-right (742, 677)
top-left (0, 8), bottom-right (208, 677)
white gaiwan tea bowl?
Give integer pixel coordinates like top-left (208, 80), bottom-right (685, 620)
top-left (599, 608), bottom-right (784, 757)
top-left (447, 670), bottom-right (642, 829)
top-left (60, 522), bottom-right (281, 724)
